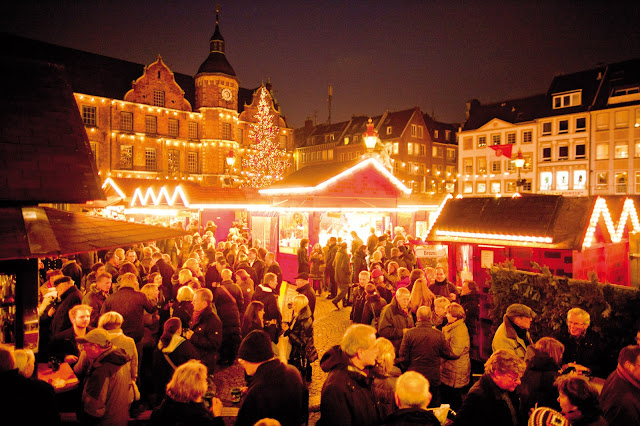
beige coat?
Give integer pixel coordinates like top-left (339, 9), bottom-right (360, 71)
top-left (441, 319), bottom-right (471, 388)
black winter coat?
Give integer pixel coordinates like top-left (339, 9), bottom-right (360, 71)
top-left (318, 346), bottom-right (381, 426)
top-left (382, 408), bottom-right (441, 426)
top-left (189, 307), bottom-right (223, 373)
top-left (49, 285), bottom-right (83, 337)
top-left (350, 285), bottom-right (367, 323)
top-left (297, 246), bottom-right (310, 274)
top-left (452, 374), bottom-right (521, 426)
top-left (518, 347), bottom-right (561, 418)
top-left (361, 293), bottom-right (387, 326)
top-left (351, 251), bottom-right (368, 283)
top-left (252, 284), bottom-right (282, 343)
top-left (101, 286), bottom-right (157, 343)
top-left (149, 397), bottom-right (223, 426)
top-left (378, 297), bottom-right (415, 354)
top-left (212, 284), bottom-right (241, 334)
top-left (236, 358), bottom-right (308, 426)
top-left (296, 283), bottom-right (316, 317)
top-left (398, 321), bottom-right (456, 386)
top-left (152, 335), bottom-right (200, 397)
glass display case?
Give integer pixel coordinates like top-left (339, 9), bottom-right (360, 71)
top-left (279, 212), bottom-right (309, 254)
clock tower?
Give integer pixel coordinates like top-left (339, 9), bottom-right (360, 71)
top-left (194, 6), bottom-right (239, 111)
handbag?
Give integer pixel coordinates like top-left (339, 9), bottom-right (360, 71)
top-left (305, 343), bottom-right (319, 363)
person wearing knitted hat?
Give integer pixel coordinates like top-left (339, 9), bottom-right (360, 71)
top-left (235, 330), bottom-right (308, 426)
top-left (492, 303), bottom-right (536, 360)
top-left (528, 407), bottom-right (568, 426)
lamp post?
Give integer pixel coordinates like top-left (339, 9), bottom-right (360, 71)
top-left (226, 149), bottom-right (236, 174)
top-left (514, 149), bottom-right (526, 193)
top-left (362, 118), bottom-right (379, 155)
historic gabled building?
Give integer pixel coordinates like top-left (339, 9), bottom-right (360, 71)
top-left (2, 10), bottom-right (294, 193)
top-left (458, 58), bottom-right (640, 197)
top-left (295, 107), bottom-right (458, 194)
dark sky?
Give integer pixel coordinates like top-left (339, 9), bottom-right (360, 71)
top-left (2, 1), bottom-right (639, 128)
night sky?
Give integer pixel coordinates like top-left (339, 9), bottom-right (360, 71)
top-left (1, 1), bottom-right (639, 128)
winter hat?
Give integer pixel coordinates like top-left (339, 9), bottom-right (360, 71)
top-left (506, 303), bottom-right (536, 319)
top-left (528, 407), bottom-right (568, 426)
top-left (237, 330), bottom-right (273, 363)
top-left (372, 269), bottom-right (384, 278)
top-left (76, 328), bottom-right (112, 347)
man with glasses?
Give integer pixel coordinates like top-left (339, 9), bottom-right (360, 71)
top-left (552, 308), bottom-right (601, 376)
top-left (453, 350), bottom-right (526, 426)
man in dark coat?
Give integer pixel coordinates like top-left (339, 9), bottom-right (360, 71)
top-left (351, 244), bottom-right (368, 284)
top-left (211, 273), bottom-right (242, 366)
top-left (103, 251), bottom-right (120, 283)
top-left (324, 237), bottom-right (338, 298)
top-left (82, 272), bottom-right (112, 327)
top-left (187, 288), bottom-right (223, 373)
top-left (50, 304), bottom-right (93, 366)
top-left (247, 248), bottom-right (265, 284)
top-left (551, 307), bottom-right (602, 376)
top-left (366, 228), bottom-right (379, 258)
top-left (382, 371), bottom-right (440, 426)
top-left (350, 270), bottom-right (369, 324)
top-left (331, 243), bottom-right (351, 309)
top-left (42, 275), bottom-right (83, 337)
top-left (319, 324), bottom-right (381, 426)
top-left (294, 272), bottom-right (316, 317)
top-left (236, 330), bottom-right (308, 426)
top-left (453, 350), bottom-right (526, 426)
top-left (264, 252), bottom-right (283, 293)
top-left (150, 252), bottom-right (175, 302)
top-left (398, 305), bottom-right (457, 407)
top-left (378, 287), bottom-right (415, 354)
top-left (600, 345), bottom-right (640, 425)
top-left (252, 273), bottom-right (282, 344)
top-left (235, 253), bottom-right (258, 284)
top-left (429, 266), bottom-right (459, 300)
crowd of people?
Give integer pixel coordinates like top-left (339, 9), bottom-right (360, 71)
top-left (0, 223), bottom-right (639, 425)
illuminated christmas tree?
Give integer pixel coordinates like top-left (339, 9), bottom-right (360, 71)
top-left (241, 87), bottom-right (289, 188)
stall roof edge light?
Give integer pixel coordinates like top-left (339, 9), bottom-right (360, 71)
top-left (582, 197), bottom-right (640, 249)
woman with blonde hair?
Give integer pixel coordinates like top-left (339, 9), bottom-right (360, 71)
top-left (369, 250), bottom-right (384, 271)
top-left (383, 261), bottom-right (400, 290)
top-left (371, 337), bottom-right (402, 417)
top-left (282, 294), bottom-right (315, 382)
top-left (441, 302), bottom-right (470, 411)
top-left (150, 359), bottom-right (222, 425)
top-left (173, 285), bottom-right (194, 329)
top-left (433, 296), bottom-right (450, 330)
top-left (409, 278), bottom-right (436, 319)
top-left (13, 348), bottom-right (36, 378)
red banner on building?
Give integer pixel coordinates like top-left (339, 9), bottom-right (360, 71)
top-left (489, 144), bottom-right (513, 158)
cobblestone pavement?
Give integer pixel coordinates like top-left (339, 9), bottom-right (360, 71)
top-left (213, 293), bottom-right (351, 425)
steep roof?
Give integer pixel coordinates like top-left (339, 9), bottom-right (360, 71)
top-left (591, 58), bottom-right (640, 110)
top-left (426, 195), bottom-right (594, 250)
top-left (462, 94), bottom-right (548, 131)
top-left (0, 56), bottom-right (104, 205)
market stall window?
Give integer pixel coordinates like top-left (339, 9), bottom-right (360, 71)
top-left (318, 212), bottom-right (385, 248)
top-left (279, 212), bottom-right (309, 255)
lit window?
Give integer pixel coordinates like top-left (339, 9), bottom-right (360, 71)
top-left (464, 158), bottom-right (473, 174)
top-left (522, 130), bottom-right (532, 143)
top-left (540, 172), bottom-right (553, 190)
top-left (576, 117), bottom-right (586, 132)
top-left (542, 122), bottom-right (552, 136)
top-left (393, 143), bottom-right (399, 155)
top-left (328, 150), bottom-right (333, 160)
top-left (477, 182), bottom-right (487, 193)
top-left (447, 148), bottom-right (456, 161)
top-left (574, 170), bottom-right (586, 189)
top-left (153, 90), bottom-right (165, 107)
top-left (463, 182), bottom-right (473, 194)
top-left (168, 149), bottom-right (180, 176)
top-left (635, 141), bottom-right (640, 158)
top-left (145, 148), bottom-right (157, 171)
top-left (491, 134), bottom-right (501, 146)
top-left (120, 145), bottom-right (133, 169)
top-left (478, 136), bottom-right (486, 148)
top-left (636, 171), bottom-right (640, 193)
top-left (552, 90), bottom-right (581, 109)
top-left (344, 137), bottom-right (350, 145)
top-left (386, 126), bottom-right (392, 135)
top-left (596, 143), bottom-right (609, 160)
top-left (407, 143), bottom-right (414, 155)
top-left (82, 106), bottom-right (97, 126)
top-left (615, 172), bottom-right (628, 194)
top-left (596, 172), bottom-right (608, 190)
top-left (434, 130), bottom-right (439, 139)
top-left (120, 111), bottom-right (133, 131)
top-left (222, 123), bottom-right (232, 140)
top-left (237, 128), bottom-right (244, 143)
top-left (506, 133), bottom-right (516, 144)
top-left (490, 182), bottom-right (501, 194)
top-left (505, 181), bottom-right (516, 193)
top-left (168, 118), bottom-right (179, 137)
top-left (145, 115), bottom-right (157, 134)
top-left (523, 154), bottom-right (533, 171)
top-left (615, 143), bottom-right (629, 159)
top-left (636, 109), bottom-right (640, 128)
top-left (477, 157), bottom-right (487, 174)
top-left (557, 171), bottom-right (569, 190)
top-left (187, 152), bottom-right (199, 173)
top-left (188, 122), bottom-right (198, 139)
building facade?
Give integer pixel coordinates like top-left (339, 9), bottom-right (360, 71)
top-left (295, 107), bottom-right (458, 194)
top-left (5, 11), bottom-right (294, 192)
top-left (458, 58), bottom-right (640, 197)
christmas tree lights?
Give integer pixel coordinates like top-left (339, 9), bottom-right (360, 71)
top-left (241, 87), bottom-right (290, 188)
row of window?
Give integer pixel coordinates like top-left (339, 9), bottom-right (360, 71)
top-left (539, 170), bottom-right (587, 191)
top-left (472, 130), bottom-right (533, 149)
top-left (463, 155), bottom-right (532, 175)
top-left (302, 150), bottom-right (334, 162)
top-left (595, 109), bottom-right (640, 130)
top-left (595, 141), bottom-right (640, 160)
top-left (119, 146), bottom-right (199, 174)
top-left (541, 143), bottom-right (586, 161)
top-left (541, 117), bottom-right (587, 136)
top-left (462, 181), bottom-right (531, 194)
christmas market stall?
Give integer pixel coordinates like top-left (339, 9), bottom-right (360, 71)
top-left (257, 157), bottom-right (446, 282)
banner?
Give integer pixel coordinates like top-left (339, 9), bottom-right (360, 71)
top-left (489, 144), bottom-right (513, 158)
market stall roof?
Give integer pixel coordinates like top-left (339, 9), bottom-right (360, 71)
top-left (259, 157), bottom-right (411, 197)
top-left (100, 178), bottom-right (265, 208)
top-left (0, 206), bottom-right (187, 261)
top-left (0, 56), bottom-right (104, 205)
top-left (426, 195), bottom-right (595, 250)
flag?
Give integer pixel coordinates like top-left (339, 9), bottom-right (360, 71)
top-left (489, 144), bottom-right (513, 158)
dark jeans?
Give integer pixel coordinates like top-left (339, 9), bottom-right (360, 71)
top-left (332, 284), bottom-right (349, 307)
top-left (440, 383), bottom-right (463, 411)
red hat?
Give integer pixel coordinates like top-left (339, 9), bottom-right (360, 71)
top-left (372, 269), bottom-right (384, 278)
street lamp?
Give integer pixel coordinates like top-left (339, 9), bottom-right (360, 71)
top-left (362, 118), bottom-right (379, 154)
top-left (513, 149), bottom-right (526, 193)
top-left (226, 149), bottom-right (236, 172)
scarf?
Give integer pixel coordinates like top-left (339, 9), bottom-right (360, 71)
top-left (617, 364), bottom-right (640, 390)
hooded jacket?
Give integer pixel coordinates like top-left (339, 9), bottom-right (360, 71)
top-left (491, 314), bottom-right (533, 360)
top-left (318, 346), bottom-right (381, 426)
top-left (81, 347), bottom-right (133, 425)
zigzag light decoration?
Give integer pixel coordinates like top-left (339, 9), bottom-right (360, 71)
top-left (582, 197), bottom-right (640, 249)
top-left (130, 185), bottom-right (190, 207)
